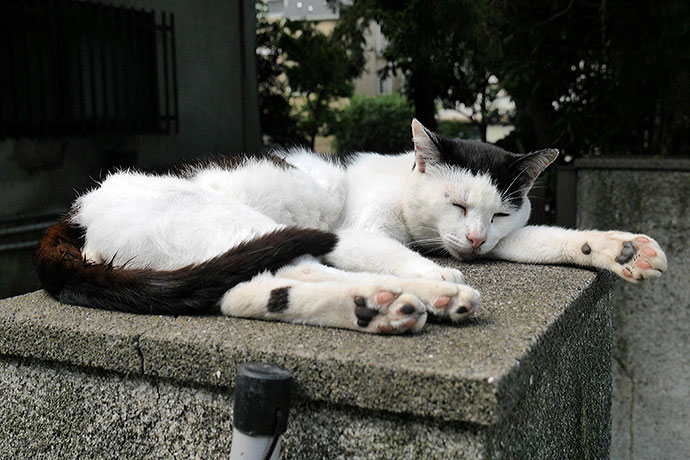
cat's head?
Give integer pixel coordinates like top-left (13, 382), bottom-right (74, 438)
top-left (402, 119), bottom-right (558, 259)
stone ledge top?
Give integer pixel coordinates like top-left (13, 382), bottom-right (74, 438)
top-left (0, 260), bottom-right (612, 425)
top-left (575, 156), bottom-right (690, 171)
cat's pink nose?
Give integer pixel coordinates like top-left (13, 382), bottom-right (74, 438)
top-left (466, 234), bottom-right (486, 249)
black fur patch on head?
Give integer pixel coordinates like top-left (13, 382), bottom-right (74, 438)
top-left (433, 138), bottom-right (535, 207)
top-left (267, 287), bottom-right (290, 312)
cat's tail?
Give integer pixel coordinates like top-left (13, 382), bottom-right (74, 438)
top-left (34, 220), bottom-right (338, 315)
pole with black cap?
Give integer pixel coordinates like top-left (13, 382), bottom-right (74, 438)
top-left (230, 363), bottom-right (293, 460)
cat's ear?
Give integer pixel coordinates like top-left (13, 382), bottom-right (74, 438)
top-left (411, 119), bottom-right (442, 173)
top-left (511, 148), bottom-right (559, 191)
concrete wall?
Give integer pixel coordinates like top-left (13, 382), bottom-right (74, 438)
top-left (0, 0), bottom-right (260, 297)
top-left (576, 158), bottom-right (690, 460)
top-left (0, 261), bottom-right (614, 459)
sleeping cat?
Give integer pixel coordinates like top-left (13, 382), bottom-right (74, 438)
top-left (35, 119), bottom-right (667, 334)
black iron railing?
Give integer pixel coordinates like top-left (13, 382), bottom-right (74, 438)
top-left (0, 0), bottom-right (179, 139)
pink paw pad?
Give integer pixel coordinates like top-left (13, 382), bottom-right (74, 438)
top-left (622, 268), bottom-right (634, 278)
top-left (641, 247), bottom-right (657, 257)
top-left (376, 291), bottom-right (396, 304)
top-left (636, 236), bottom-right (650, 243)
top-left (637, 259), bottom-right (652, 269)
top-left (434, 296), bottom-right (451, 308)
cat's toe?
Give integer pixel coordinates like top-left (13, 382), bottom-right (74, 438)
top-left (354, 291), bottom-right (426, 334)
top-left (425, 285), bottom-right (480, 322)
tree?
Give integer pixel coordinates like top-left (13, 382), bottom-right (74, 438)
top-left (255, 5), bottom-right (364, 149)
top-left (255, 10), bottom-right (308, 147)
top-left (334, 0), bottom-right (497, 132)
top-left (278, 20), bottom-right (364, 149)
top-left (495, 0), bottom-right (690, 156)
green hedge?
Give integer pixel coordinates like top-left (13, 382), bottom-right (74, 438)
top-left (332, 94), bottom-right (414, 154)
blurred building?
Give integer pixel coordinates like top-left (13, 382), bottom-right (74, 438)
top-left (263, 0), bottom-right (404, 97)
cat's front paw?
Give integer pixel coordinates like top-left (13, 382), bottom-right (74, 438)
top-left (584, 232), bottom-right (667, 283)
top-left (396, 262), bottom-right (465, 284)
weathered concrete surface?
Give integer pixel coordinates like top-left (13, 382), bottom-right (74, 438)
top-left (0, 261), bottom-right (613, 459)
top-left (576, 158), bottom-right (690, 460)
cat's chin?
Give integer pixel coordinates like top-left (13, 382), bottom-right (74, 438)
top-left (446, 246), bottom-right (478, 261)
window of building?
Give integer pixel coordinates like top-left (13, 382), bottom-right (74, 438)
top-left (0, 0), bottom-right (179, 139)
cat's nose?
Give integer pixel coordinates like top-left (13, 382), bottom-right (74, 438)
top-left (466, 234), bottom-right (486, 249)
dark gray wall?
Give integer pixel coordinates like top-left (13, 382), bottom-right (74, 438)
top-left (0, 0), bottom-right (260, 297)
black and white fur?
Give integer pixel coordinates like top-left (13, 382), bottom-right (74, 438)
top-left (36, 120), bottom-right (667, 334)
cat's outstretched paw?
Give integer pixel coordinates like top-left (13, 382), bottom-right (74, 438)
top-left (396, 263), bottom-right (465, 284)
top-left (353, 290), bottom-right (427, 334)
top-left (584, 232), bottom-right (667, 283)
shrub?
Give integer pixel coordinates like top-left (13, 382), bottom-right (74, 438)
top-left (332, 94), bottom-right (414, 154)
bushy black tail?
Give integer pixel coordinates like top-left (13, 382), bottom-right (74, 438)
top-left (35, 220), bottom-right (338, 315)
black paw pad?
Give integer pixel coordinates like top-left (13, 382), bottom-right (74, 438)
top-left (400, 304), bottom-right (416, 315)
top-left (581, 243), bottom-right (592, 255)
top-left (355, 303), bottom-right (378, 327)
top-left (615, 241), bottom-right (637, 265)
top-left (456, 306), bottom-right (469, 314)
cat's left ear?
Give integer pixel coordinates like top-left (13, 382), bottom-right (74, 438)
top-left (411, 119), bottom-right (442, 173)
top-left (511, 148), bottom-right (559, 190)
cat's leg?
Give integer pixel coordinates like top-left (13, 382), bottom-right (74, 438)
top-left (276, 257), bottom-right (480, 322)
top-left (219, 271), bottom-right (427, 334)
top-left (324, 229), bottom-right (466, 283)
top-left (488, 225), bottom-right (667, 282)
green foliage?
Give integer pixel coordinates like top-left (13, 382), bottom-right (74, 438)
top-left (278, 21), bottom-right (364, 149)
top-left (333, 0), bottom-right (689, 156)
top-left (255, 12), bottom-right (309, 147)
top-left (494, 0), bottom-right (690, 156)
top-left (335, 0), bottom-right (498, 132)
top-left (331, 95), bottom-right (414, 154)
top-left (256, 5), bottom-right (364, 149)
top-left (436, 120), bottom-right (480, 140)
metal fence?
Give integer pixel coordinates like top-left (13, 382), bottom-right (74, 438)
top-left (0, 0), bottom-right (178, 139)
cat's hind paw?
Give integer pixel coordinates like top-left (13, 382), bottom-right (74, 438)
top-left (426, 284), bottom-right (481, 322)
top-left (585, 232), bottom-right (667, 283)
top-left (353, 290), bottom-right (427, 334)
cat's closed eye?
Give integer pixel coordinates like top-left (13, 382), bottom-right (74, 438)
top-left (453, 203), bottom-right (467, 216)
top-left (492, 213), bottom-right (510, 223)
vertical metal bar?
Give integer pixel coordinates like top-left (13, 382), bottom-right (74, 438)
top-left (238, 0), bottom-right (247, 151)
top-left (36, 0), bottom-right (47, 134)
top-left (20, 1), bottom-right (34, 137)
top-left (76, 2), bottom-right (85, 133)
top-left (129, 7), bottom-right (140, 132)
top-left (170, 12), bottom-right (179, 134)
top-left (100, 3), bottom-right (108, 129)
top-left (149, 10), bottom-right (160, 133)
top-left (118, 6), bottom-right (128, 131)
top-left (7, 3), bottom-right (20, 137)
top-left (135, 8), bottom-right (146, 132)
top-left (161, 11), bottom-right (170, 134)
top-left (122, 7), bottom-right (134, 132)
top-left (50, 0), bottom-right (63, 135)
top-left (87, 3), bottom-right (98, 132)
top-left (110, 2), bottom-right (119, 130)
